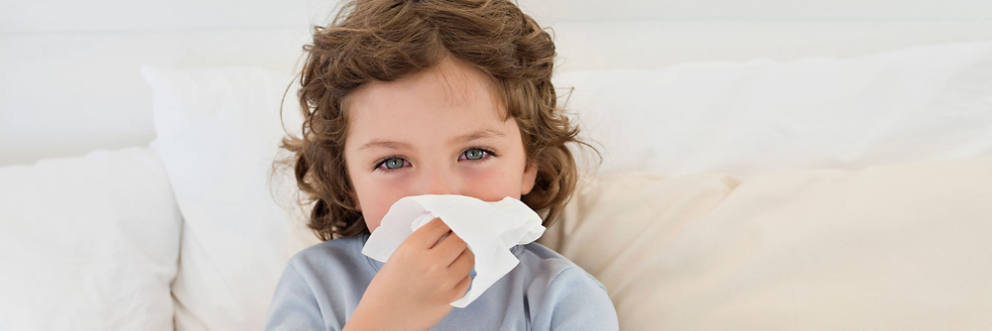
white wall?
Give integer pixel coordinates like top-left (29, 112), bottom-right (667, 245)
top-left (2, 0), bottom-right (992, 166)
top-left (5, 0), bottom-right (992, 32)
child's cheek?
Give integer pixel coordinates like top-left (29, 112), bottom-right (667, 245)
top-left (463, 162), bottom-right (502, 181)
top-left (374, 174), bottom-right (415, 198)
top-left (462, 163), bottom-right (518, 201)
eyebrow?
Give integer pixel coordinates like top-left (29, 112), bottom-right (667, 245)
top-left (358, 129), bottom-right (506, 151)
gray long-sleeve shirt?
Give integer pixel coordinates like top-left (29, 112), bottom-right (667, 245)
top-left (264, 231), bottom-right (619, 330)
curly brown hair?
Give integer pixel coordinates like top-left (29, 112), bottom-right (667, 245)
top-left (279, 0), bottom-right (599, 241)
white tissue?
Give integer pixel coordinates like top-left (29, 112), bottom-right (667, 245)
top-left (361, 194), bottom-right (546, 308)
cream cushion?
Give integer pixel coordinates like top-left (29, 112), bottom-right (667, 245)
top-left (539, 156), bottom-right (992, 330)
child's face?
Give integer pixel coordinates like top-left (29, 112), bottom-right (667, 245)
top-left (342, 56), bottom-right (538, 233)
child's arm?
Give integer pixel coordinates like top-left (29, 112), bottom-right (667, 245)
top-left (264, 262), bottom-right (325, 331)
top-left (346, 218), bottom-right (475, 331)
top-left (533, 266), bottom-right (620, 330)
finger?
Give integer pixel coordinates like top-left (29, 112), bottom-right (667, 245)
top-left (448, 247), bottom-right (475, 275)
top-left (449, 274), bottom-right (472, 300)
top-left (434, 232), bottom-right (469, 266)
top-left (407, 217), bottom-right (449, 249)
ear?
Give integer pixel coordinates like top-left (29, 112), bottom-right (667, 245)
top-left (521, 161), bottom-right (538, 196)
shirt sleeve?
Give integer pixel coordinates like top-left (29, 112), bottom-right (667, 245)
top-left (536, 266), bottom-right (620, 330)
top-left (264, 262), bottom-right (328, 331)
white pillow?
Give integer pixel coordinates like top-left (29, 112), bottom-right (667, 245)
top-left (0, 147), bottom-right (181, 331)
top-left (556, 40), bottom-right (992, 177)
top-left (141, 66), bottom-right (308, 331)
top-left (540, 156), bottom-right (992, 330)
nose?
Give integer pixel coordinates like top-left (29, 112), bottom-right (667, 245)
top-left (417, 166), bottom-right (460, 196)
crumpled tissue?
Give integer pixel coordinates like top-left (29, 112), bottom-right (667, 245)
top-left (361, 194), bottom-right (546, 308)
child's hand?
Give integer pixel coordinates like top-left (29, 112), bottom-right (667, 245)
top-left (346, 218), bottom-right (475, 331)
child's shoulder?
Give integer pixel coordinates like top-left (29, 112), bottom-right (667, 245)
top-left (515, 241), bottom-right (607, 291)
top-left (285, 234), bottom-right (371, 274)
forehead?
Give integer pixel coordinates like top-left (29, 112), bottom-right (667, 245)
top-left (343, 56), bottom-right (511, 142)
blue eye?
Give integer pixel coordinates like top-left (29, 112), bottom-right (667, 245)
top-left (375, 157), bottom-right (408, 171)
top-left (460, 148), bottom-right (494, 161)
top-left (374, 148), bottom-right (495, 173)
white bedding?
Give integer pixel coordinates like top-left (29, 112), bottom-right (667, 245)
top-left (558, 40), bottom-right (992, 176)
top-left (0, 148), bottom-right (180, 331)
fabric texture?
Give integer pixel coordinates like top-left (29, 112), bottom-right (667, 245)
top-left (540, 156), bottom-right (992, 330)
top-left (0, 147), bottom-right (181, 331)
top-left (556, 40), bottom-right (992, 176)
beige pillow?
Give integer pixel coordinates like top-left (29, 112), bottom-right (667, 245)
top-left (540, 157), bottom-right (992, 330)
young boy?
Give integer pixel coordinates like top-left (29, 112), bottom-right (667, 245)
top-left (265, 0), bottom-right (618, 329)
